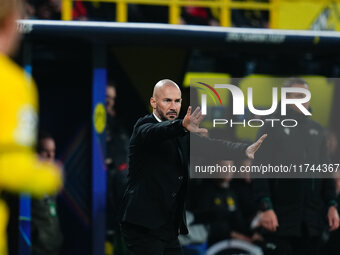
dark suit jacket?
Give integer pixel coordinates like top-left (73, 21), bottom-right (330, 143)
top-left (121, 114), bottom-right (248, 234)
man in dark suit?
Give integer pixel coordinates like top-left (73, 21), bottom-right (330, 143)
top-left (121, 79), bottom-right (266, 255)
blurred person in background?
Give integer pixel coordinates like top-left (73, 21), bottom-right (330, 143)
top-left (230, 158), bottom-right (258, 227)
top-left (72, 1), bottom-right (88, 20)
top-left (322, 171), bottom-right (340, 255)
top-left (252, 78), bottom-right (339, 255)
top-left (25, 0), bottom-right (87, 20)
top-left (24, 0), bottom-right (36, 19)
top-left (31, 132), bottom-right (63, 255)
top-left (33, 0), bottom-right (61, 19)
top-left (180, 7), bottom-right (219, 26)
top-left (190, 160), bottom-right (262, 252)
top-left (191, 161), bottom-right (253, 247)
top-left (105, 83), bottom-right (129, 254)
top-left (0, 0), bottom-right (62, 254)
top-left (323, 129), bottom-right (340, 255)
top-left (326, 129), bottom-right (339, 163)
top-left (231, 0), bottom-right (269, 28)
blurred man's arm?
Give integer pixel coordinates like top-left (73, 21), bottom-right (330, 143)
top-left (319, 132), bottom-right (339, 231)
top-left (260, 209), bottom-right (279, 232)
top-left (252, 125), bottom-right (278, 231)
top-left (0, 153), bottom-right (62, 197)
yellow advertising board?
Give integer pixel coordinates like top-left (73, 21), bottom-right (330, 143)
top-left (278, 1), bottom-right (340, 30)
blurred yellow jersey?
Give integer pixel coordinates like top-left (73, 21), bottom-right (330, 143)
top-left (0, 53), bottom-right (62, 255)
top-left (0, 53), bottom-right (62, 194)
top-left (0, 53), bottom-right (38, 147)
top-left (0, 200), bottom-right (8, 255)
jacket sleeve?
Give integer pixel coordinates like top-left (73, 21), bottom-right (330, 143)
top-left (320, 130), bottom-right (331, 165)
top-left (190, 133), bottom-right (249, 160)
top-left (252, 124), bottom-right (275, 211)
top-left (319, 131), bottom-right (338, 207)
top-left (135, 119), bottom-right (187, 145)
top-left (252, 179), bottom-right (273, 211)
top-left (322, 178), bottom-right (337, 208)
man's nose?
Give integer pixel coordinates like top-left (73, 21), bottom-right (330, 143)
top-left (170, 101), bottom-right (176, 109)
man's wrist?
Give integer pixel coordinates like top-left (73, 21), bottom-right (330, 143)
top-left (244, 142), bottom-right (252, 159)
top-left (261, 197), bottom-right (273, 211)
top-left (328, 200), bottom-right (338, 209)
top-left (181, 120), bottom-right (188, 132)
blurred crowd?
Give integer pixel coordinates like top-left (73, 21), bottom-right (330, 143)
top-left (23, 0), bottom-right (269, 27)
top-left (24, 0), bottom-right (62, 20)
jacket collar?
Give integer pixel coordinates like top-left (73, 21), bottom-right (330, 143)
top-left (152, 113), bottom-right (162, 123)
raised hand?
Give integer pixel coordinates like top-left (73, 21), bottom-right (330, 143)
top-left (182, 106), bottom-right (208, 133)
top-left (245, 134), bottom-right (267, 159)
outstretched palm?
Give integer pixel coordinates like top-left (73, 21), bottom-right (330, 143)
top-left (182, 106), bottom-right (208, 133)
top-left (246, 134), bottom-right (267, 159)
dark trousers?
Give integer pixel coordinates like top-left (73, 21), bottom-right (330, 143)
top-left (263, 235), bottom-right (322, 255)
top-left (121, 222), bottom-right (183, 255)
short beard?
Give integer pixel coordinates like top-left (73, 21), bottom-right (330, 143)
top-left (156, 107), bottom-right (168, 121)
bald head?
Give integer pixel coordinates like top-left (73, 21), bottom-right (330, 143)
top-left (151, 79), bottom-right (182, 121)
top-left (153, 79), bottom-right (181, 98)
